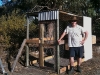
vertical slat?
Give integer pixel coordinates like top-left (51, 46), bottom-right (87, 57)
top-left (38, 13), bottom-right (40, 21)
top-left (56, 10), bottom-right (60, 74)
top-left (45, 12), bottom-right (48, 20)
top-left (52, 11), bottom-right (54, 20)
top-left (26, 16), bottom-right (29, 67)
top-left (39, 24), bottom-right (44, 67)
top-left (40, 13), bottom-right (42, 21)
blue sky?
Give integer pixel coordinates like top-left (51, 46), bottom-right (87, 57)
top-left (0, 0), bottom-right (2, 6)
top-left (0, 0), bottom-right (11, 6)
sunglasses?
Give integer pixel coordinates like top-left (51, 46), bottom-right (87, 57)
top-left (71, 20), bottom-right (77, 22)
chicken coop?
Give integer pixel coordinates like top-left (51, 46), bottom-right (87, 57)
top-left (11, 6), bottom-right (96, 74)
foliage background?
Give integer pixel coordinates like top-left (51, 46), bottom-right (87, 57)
top-left (0, 0), bottom-right (100, 57)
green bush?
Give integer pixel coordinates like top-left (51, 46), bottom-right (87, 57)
top-left (0, 10), bottom-right (38, 58)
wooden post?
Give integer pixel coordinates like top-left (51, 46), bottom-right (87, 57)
top-left (56, 11), bottom-right (60, 74)
top-left (26, 16), bottom-right (29, 66)
top-left (54, 11), bottom-right (60, 74)
top-left (39, 24), bottom-right (44, 67)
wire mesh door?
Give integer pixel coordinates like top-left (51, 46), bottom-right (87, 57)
top-left (29, 21), bottom-right (57, 69)
top-left (42, 21), bottom-right (56, 68)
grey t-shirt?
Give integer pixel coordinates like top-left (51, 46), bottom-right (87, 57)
top-left (64, 24), bottom-right (86, 47)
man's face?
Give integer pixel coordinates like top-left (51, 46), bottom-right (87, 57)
top-left (71, 20), bottom-right (77, 26)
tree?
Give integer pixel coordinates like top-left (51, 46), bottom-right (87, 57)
top-left (90, 0), bottom-right (100, 37)
top-left (16, 0), bottom-right (37, 10)
top-left (90, 0), bottom-right (100, 16)
top-left (63, 0), bottom-right (95, 16)
top-left (37, 0), bottom-right (67, 9)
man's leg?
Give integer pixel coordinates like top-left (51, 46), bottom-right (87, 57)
top-left (77, 58), bottom-right (82, 72)
top-left (76, 46), bottom-right (83, 72)
top-left (68, 47), bottom-right (75, 74)
top-left (76, 46), bottom-right (83, 65)
top-left (69, 47), bottom-right (75, 66)
top-left (68, 57), bottom-right (74, 74)
top-left (77, 57), bottom-right (82, 66)
top-left (70, 57), bottom-right (74, 66)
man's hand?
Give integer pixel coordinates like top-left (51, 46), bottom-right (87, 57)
top-left (58, 39), bottom-right (61, 44)
top-left (80, 40), bottom-right (85, 45)
top-left (58, 32), bottom-right (66, 44)
top-left (80, 31), bottom-right (88, 45)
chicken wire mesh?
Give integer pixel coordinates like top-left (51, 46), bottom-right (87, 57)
top-left (29, 22), bottom-right (56, 64)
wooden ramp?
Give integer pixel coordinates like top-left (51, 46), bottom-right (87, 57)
top-left (11, 39), bottom-right (26, 72)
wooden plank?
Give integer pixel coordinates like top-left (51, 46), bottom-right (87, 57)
top-left (27, 34), bottom-right (96, 44)
top-left (43, 37), bottom-right (53, 41)
top-left (65, 43), bottom-right (69, 50)
top-left (26, 37), bottom-right (54, 44)
top-left (31, 38), bottom-right (39, 40)
top-left (30, 56), bottom-right (54, 64)
top-left (30, 60), bottom-right (38, 64)
top-left (31, 37), bottom-right (53, 41)
top-left (11, 39), bottom-right (26, 72)
top-left (26, 39), bottom-right (40, 44)
top-left (60, 67), bottom-right (67, 73)
top-left (92, 35), bottom-right (96, 44)
top-left (60, 58), bottom-right (84, 73)
top-left (43, 44), bottom-right (54, 46)
top-left (59, 11), bottom-right (82, 17)
top-left (44, 56), bottom-right (54, 60)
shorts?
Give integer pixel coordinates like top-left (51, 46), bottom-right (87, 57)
top-left (69, 46), bottom-right (84, 58)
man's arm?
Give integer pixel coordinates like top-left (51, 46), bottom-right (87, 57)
top-left (83, 31), bottom-right (88, 41)
top-left (58, 32), bottom-right (66, 44)
top-left (81, 31), bottom-right (88, 45)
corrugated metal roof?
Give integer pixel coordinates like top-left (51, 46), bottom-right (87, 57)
top-left (26, 5), bottom-right (82, 21)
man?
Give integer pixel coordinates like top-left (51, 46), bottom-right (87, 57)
top-left (58, 16), bottom-right (88, 74)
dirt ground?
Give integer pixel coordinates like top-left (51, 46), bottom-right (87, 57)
top-left (1, 44), bottom-right (100, 75)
